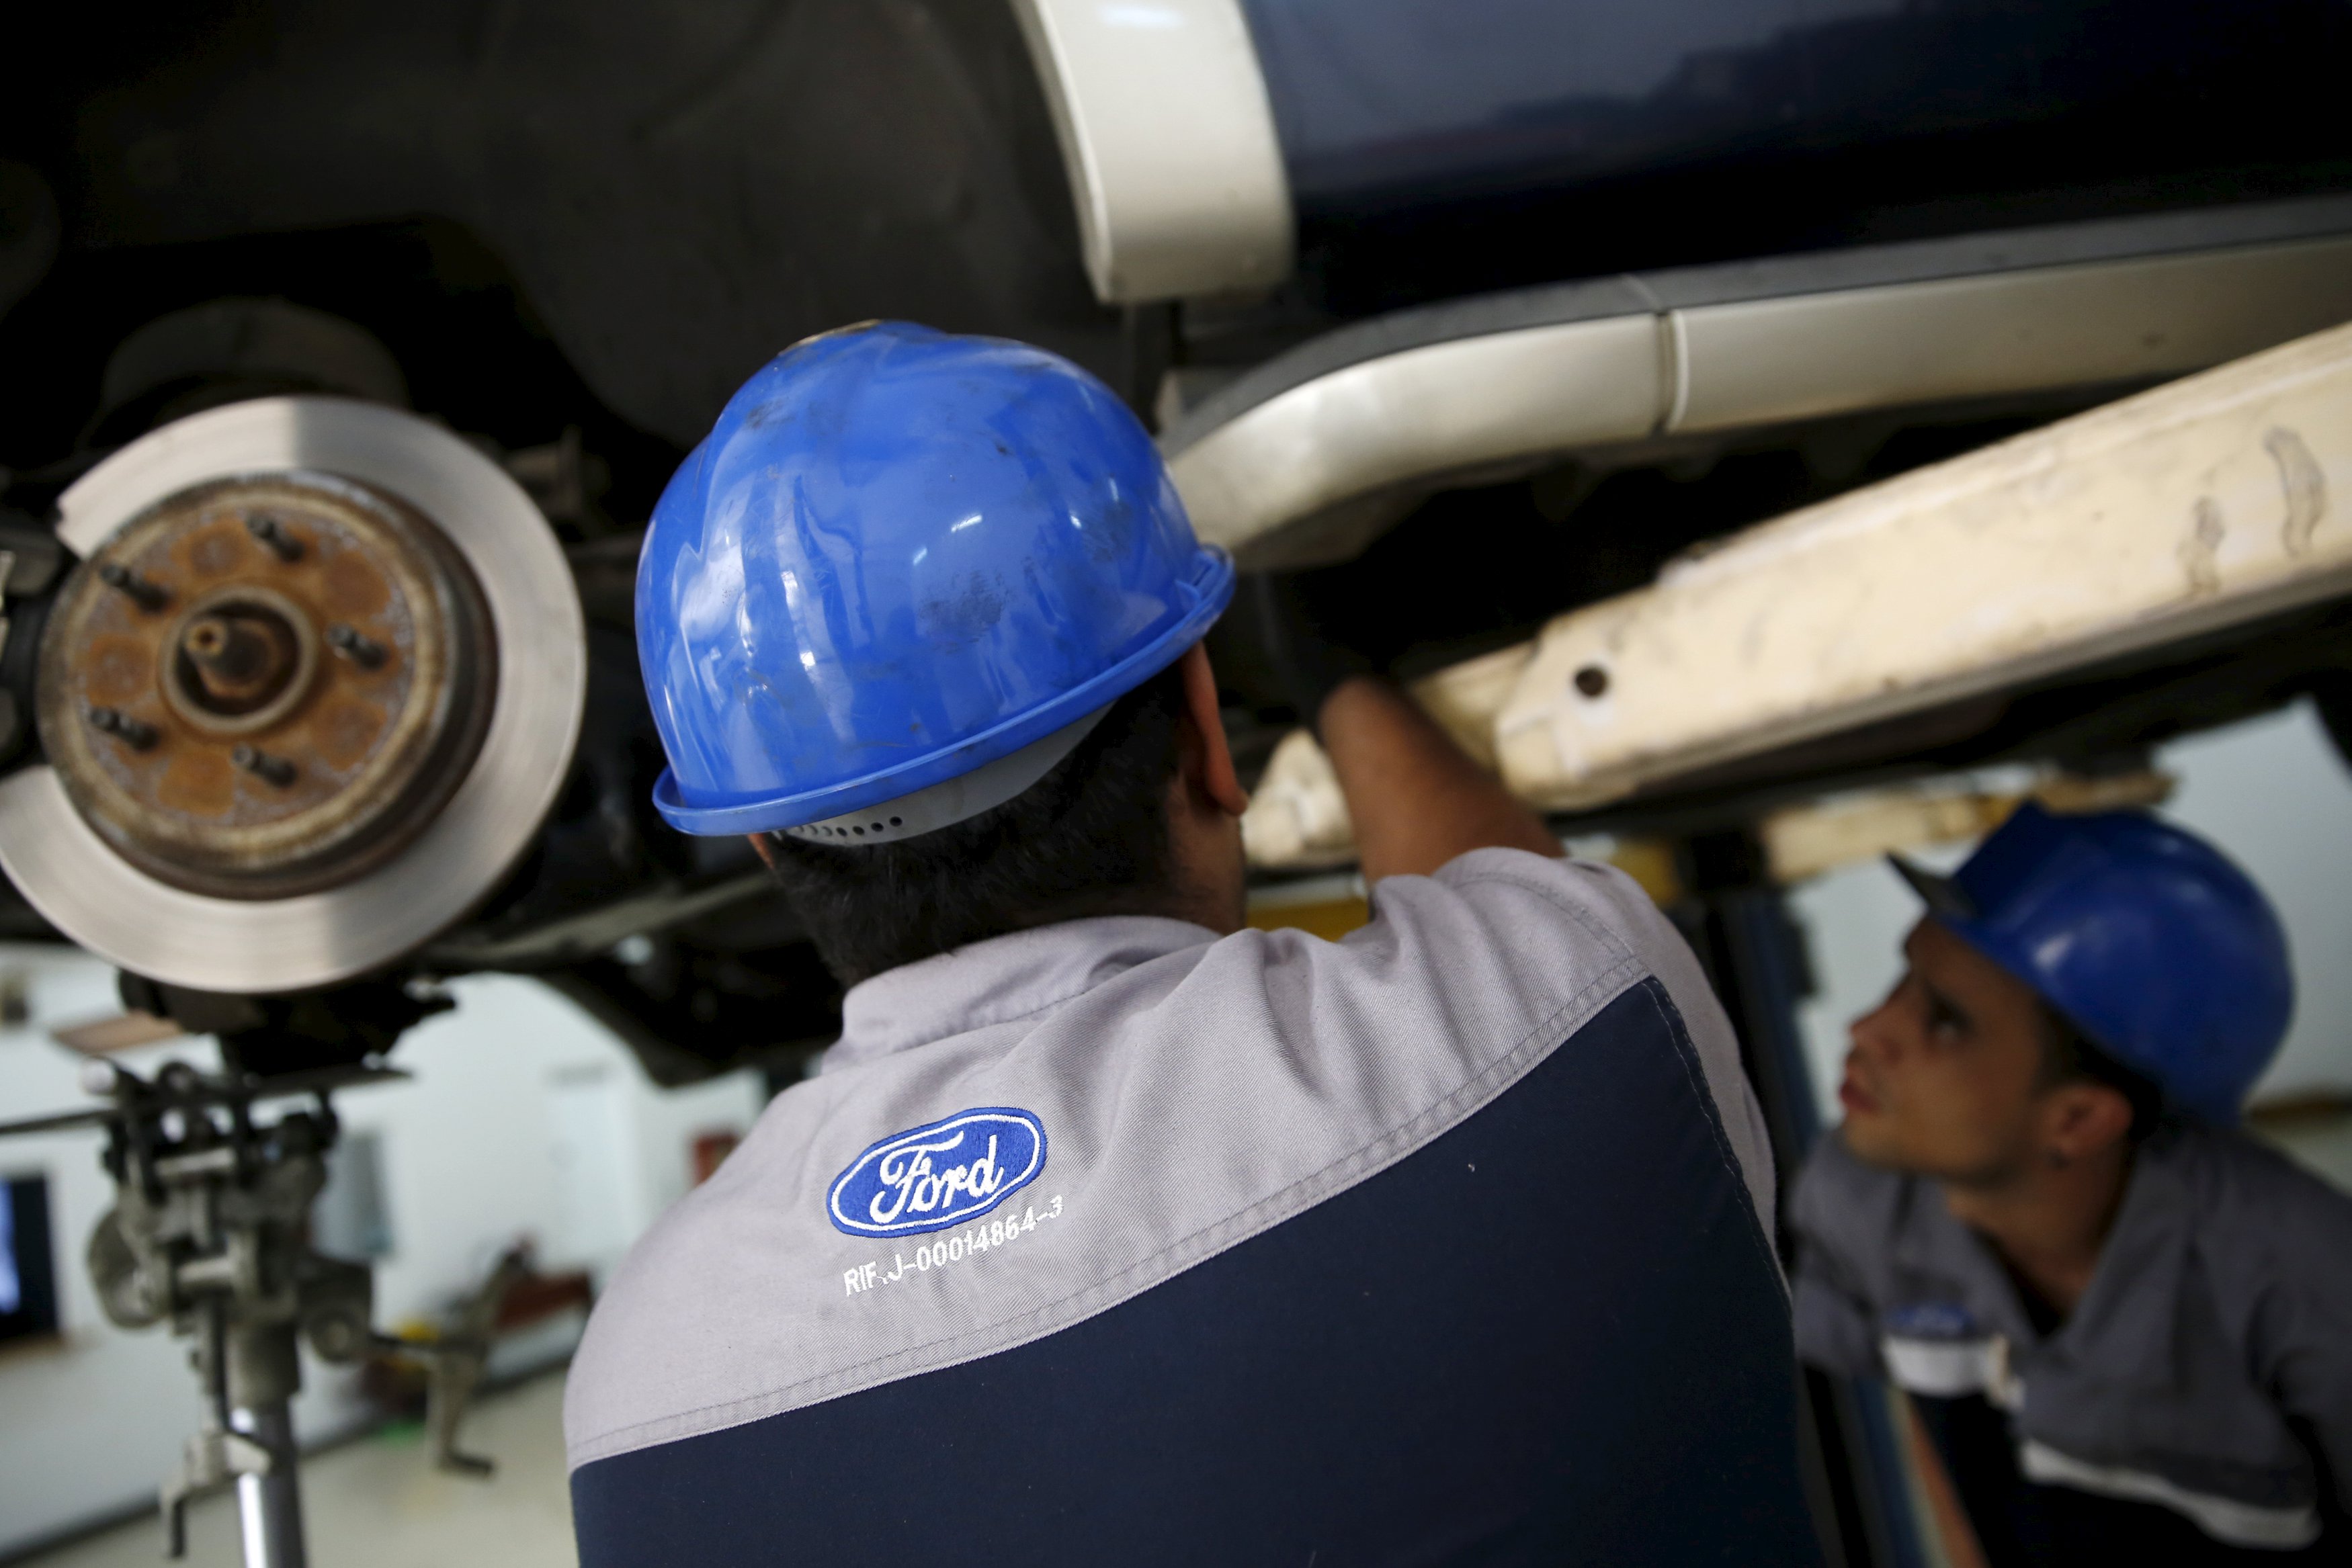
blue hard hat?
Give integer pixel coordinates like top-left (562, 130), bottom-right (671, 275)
top-left (1890, 803), bottom-right (2293, 1123)
top-left (637, 321), bottom-right (1232, 840)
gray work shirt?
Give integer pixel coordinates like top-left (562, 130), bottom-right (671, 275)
top-left (1792, 1124), bottom-right (2352, 1551)
top-left (564, 850), bottom-right (1810, 1564)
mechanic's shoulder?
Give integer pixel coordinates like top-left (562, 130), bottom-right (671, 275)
top-left (1273, 848), bottom-right (1665, 1010)
top-left (588, 1082), bottom-right (827, 1299)
top-left (1429, 843), bottom-right (1643, 898)
top-left (1399, 846), bottom-right (1668, 947)
top-left (563, 1162), bottom-right (730, 1427)
top-left (2169, 1121), bottom-right (2352, 1253)
top-left (1791, 1133), bottom-right (1908, 1242)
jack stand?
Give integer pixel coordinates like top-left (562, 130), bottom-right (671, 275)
top-left (157, 1303), bottom-right (312, 1565)
top-left (1, 1052), bottom-right (506, 1567)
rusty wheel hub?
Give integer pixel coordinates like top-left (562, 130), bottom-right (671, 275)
top-left (36, 472), bottom-right (497, 899)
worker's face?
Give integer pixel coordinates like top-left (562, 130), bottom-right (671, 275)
top-left (1836, 920), bottom-right (2057, 1184)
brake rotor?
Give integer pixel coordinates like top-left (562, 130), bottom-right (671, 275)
top-left (0, 397), bottom-right (586, 992)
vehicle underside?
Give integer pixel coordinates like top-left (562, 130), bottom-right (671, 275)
top-left (3, 0), bottom-right (2348, 1089)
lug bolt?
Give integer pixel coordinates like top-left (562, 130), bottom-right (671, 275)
top-left (230, 744), bottom-right (296, 787)
top-left (245, 513), bottom-right (304, 562)
top-left (97, 562), bottom-right (167, 611)
top-left (325, 625), bottom-right (385, 668)
top-left (87, 706), bottom-right (159, 750)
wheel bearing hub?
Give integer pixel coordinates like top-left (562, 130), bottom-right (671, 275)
top-left (38, 473), bottom-right (497, 899)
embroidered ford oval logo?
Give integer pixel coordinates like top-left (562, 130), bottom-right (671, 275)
top-left (827, 1107), bottom-right (1047, 1238)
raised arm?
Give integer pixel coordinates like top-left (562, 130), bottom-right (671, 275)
top-left (1316, 675), bottom-right (1562, 883)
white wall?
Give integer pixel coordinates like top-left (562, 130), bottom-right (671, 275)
top-left (1790, 699), bottom-right (2352, 1127)
top-left (0, 959), bottom-right (767, 1557)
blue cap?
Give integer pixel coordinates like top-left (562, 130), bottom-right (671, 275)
top-left (636, 322), bottom-right (1233, 838)
top-left (1891, 803), bottom-right (2294, 1123)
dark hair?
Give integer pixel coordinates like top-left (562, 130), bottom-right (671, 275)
top-left (763, 664), bottom-right (1190, 986)
top-left (2037, 1004), bottom-right (2164, 1143)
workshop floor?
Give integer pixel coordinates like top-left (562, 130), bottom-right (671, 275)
top-left (26, 1371), bottom-right (577, 1568)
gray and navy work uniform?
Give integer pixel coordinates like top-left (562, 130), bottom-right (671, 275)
top-left (566, 850), bottom-right (1818, 1564)
top-left (1793, 1127), bottom-right (2352, 1562)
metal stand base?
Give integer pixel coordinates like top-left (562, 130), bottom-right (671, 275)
top-left (230, 1405), bottom-right (306, 1568)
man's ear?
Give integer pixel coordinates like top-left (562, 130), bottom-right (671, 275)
top-left (2042, 1080), bottom-right (2136, 1164)
top-left (1175, 642), bottom-right (1249, 819)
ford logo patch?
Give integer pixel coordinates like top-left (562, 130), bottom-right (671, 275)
top-left (827, 1107), bottom-right (1047, 1238)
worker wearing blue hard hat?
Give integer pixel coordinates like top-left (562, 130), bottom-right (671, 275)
top-left (1792, 801), bottom-right (2352, 1563)
top-left (564, 322), bottom-right (1818, 1563)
